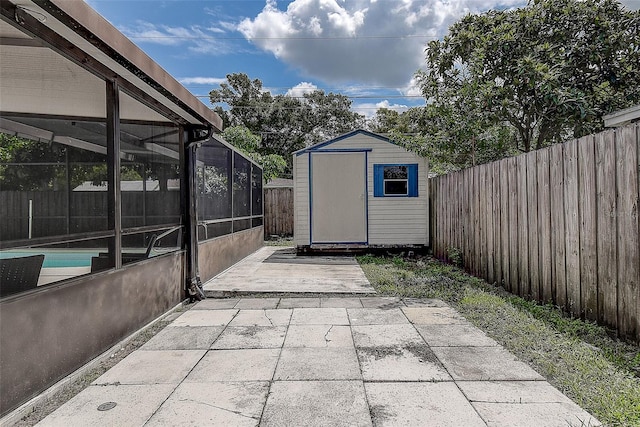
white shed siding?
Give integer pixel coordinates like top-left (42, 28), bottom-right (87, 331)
top-left (293, 153), bottom-right (310, 245)
top-left (364, 138), bottom-right (429, 245)
top-left (293, 131), bottom-right (429, 247)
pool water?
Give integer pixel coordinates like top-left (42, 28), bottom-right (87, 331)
top-left (0, 250), bottom-right (101, 268)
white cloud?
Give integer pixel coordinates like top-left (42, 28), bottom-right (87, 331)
top-left (118, 21), bottom-right (235, 55)
top-left (402, 76), bottom-right (423, 97)
top-left (236, 0), bottom-right (528, 87)
top-left (353, 100), bottom-right (410, 118)
top-left (286, 82), bottom-right (319, 97)
top-left (179, 77), bottom-right (227, 86)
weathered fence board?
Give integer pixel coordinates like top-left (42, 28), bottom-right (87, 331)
top-left (526, 152), bottom-right (540, 300)
top-left (537, 149), bottom-right (552, 303)
top-left (430, 124), bottom-right (639, 342)
top-left (507, 157), bottom-right (519, 294)
top-left (500, 161), bottom-right (510, 289)
top-left (616, 126), bottom-right (639, 340)
top-left (517, 154), bottom-right (529, 297)
top-left (595, 131), bottom-right (617, 328)
top-left (485, 166), bottom-right (494, 283)
top-left (564, 139), bottom-right (581, 317)
top-left (578, 135), bottom-right (598, 320)
top-left (264, 187), bottom-right (294, 236)
top-left (549, 143), bottom-right (567, 308)
top-left (493, 162), bottom-right (503, 286)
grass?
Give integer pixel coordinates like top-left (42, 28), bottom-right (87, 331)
top-left (264, 236), bottom-right (294, 247)
top-left (357, 253), bottom-right (640, 427)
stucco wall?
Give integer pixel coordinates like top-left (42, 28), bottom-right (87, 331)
top-left (197, 226), bottom-right (264, 283)
top-left (0, 252), bottom-right (184, 416)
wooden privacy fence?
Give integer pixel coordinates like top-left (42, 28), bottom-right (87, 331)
top-left (430, 123), bottom-right (639, 342)
top-left (264, 187), bottom-right (294, 236)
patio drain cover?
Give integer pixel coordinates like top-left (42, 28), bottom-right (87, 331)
top-left (97, 402), bottom-right (117, 411)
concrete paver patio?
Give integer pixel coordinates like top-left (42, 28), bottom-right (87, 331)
top-left (202, 246), bottom-right (375, 295)
top-left (37, 296), bottom-right (600, 427)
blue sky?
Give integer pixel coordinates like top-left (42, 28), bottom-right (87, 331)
top-left (86, 0), bottom-right (640, 118)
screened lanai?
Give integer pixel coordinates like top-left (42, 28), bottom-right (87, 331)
top-left (0, 0), bottom-right (263, 417)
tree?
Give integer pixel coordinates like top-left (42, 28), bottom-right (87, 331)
top-left (221, 126), bottom-right (286, 182)
top-left (210, 73), bottom-right (273, 132)
top-left (210, 73), bottom-right (365, 176)
top-left (417, 0), bottom-right (640, 154)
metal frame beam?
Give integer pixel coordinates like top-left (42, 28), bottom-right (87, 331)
top-left (0, 1), bottom-right (188, 125)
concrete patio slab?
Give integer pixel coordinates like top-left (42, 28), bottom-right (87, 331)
top-left (352, 324), bottom-right (424, 347)
top-left (92, 350), bottom-right (205, 385)
top-left (169, 309), bottom-right (237, 327)
top-left (228, 309), bottom-right (292, 326)
top-left (277, 297), bottom-right (321, 308)
top-left (35, 384), bottom-right (175, 427)
top-left (290, 307), bottom-right (349, 325)
top-left (458, 380), bottom-right (578, 404)
top-left (347, 307), bottom-right (410, 325)
top-left (185, 349), bottom-right (279, 382)
top-left (402, 306), bottom-right (468, 325)
top-left (35, 296), bottom-right (600, 427)
top-left (284, 324), bottom-right (353, 347)
top-left (191, 298), bottom-right (240, 310)
top-left (139, 326), bottom-right (224, 350)
top-left (415, 323), bottom-right (500, 347)
top-left (274, 347), bottom-right (361, 380)
top-left (320, 297), bottom-right (364, 307)
top-left (233, 297), bottom-right (280, 310)
top-left (145, 381), bottom-right (269, 427)
top-left (260, 381), bottom-right (371, 427)
top-left (360, 296), bottom-right (404, 308)
top-left (473, 402), bottom-right (601, 427)
top-left (356, 345), bottom-right (452, 381)
top-left (365, 382), bottom-right (486, 426)
top-left (211, 326), bottom-right (287, 349)
top-left (202, 246), bottom-right (375, 295)
top-left (432, 346), bottom-right (545, 381)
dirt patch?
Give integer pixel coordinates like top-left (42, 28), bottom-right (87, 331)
top-left (369, 404), bottom-right (394, 426)
top-left (358, 346), bottom-right (404, 360)
top-left (237, 326), bottom-right (260, 337)
top-left (404, 344), bottom-right (441, 365)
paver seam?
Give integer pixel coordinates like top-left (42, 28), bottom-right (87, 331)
top-left (141, 307), bottom-right (244, 425)
top-left (348, 311), bottom-right (375, 426)
top-left (449, 370), bottom-right (491, 426)
top-left (256, 306), bottom-right (291, 427)
top-left (396, 305), bottom-right (491, 425)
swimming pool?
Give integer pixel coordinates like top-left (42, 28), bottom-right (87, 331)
top-left (0, 249), bottom-right (101, 268)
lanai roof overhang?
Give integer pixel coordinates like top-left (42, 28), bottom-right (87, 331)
top-left (0, 0), bottom-right (222, 132)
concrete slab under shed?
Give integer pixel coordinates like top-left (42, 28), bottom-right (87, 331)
top-left (202, 246), bottom-right (375, 295)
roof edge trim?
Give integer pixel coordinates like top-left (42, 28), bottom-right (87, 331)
top-left (37, 0), bottom-right (222, 130)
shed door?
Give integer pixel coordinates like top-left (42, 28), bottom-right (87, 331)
top-left (311, 152), bottom-right (367, 244)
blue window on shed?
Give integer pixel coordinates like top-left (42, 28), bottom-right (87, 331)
top-left (374, 164), bottom-right (418, 197)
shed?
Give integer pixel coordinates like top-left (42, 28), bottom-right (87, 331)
top-left (293, 129), bottom-right (429, 251)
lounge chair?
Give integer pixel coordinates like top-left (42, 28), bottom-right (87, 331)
top-left (0, 254), bottom-right (45, 298)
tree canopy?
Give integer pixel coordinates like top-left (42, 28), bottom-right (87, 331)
top-left (221, 126), bottom-right (286, 183)
top-left (414, 0), bottom-right (640, 162)
top-left (210, 73), bottom-right (365, 175)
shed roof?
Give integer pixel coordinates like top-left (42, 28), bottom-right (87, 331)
top-left (294, 129), bottom-right (394, 156)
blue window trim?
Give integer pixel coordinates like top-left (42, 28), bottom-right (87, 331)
top-left (374, 164), bottom-right (418, 197)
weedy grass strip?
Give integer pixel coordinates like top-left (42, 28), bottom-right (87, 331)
top-left (357, 254), bottom-right (640, 427)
